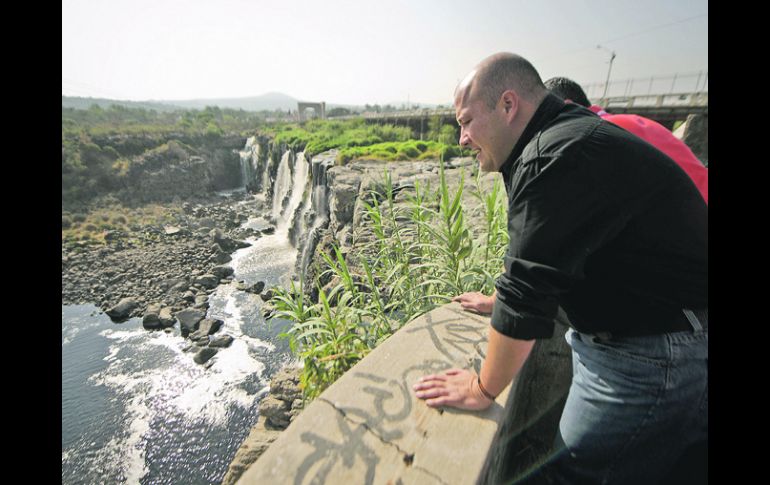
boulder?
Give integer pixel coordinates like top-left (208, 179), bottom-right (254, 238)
top-left (158, 307), bottom-right (176, 327)
top-left (199, 317), bottom-right (224, 335)
top-left (145, 303), bottom-right (162, 315)
top-left (260, 302), bottom-right (276, 319)
top-left (259, 395), bottom-right (291, 428)
top-left (160, 277), bottom-right (187, 292)
top-left (106, 297), bottom-right (140, 321)
top-left (209, 229), bottom-right (248, 252)
top-left (189, 331), bottom-right (210, 343)
top-left (246, 281), bottom-right (266, 295)
top-left (142, 312), bottom-right (162, 330)
top-left (210, 335), bottom-right (234, 348)
top-left (211, 265), bottom-right (235, 279)
top-left (194, 347), bottom-right (219, 365)
top-left (194, 274), bottom-right (219, 289)
top-left (176, 308), bottom-right (205, 336)
top-left (269, 367), bottom-right (302, 403)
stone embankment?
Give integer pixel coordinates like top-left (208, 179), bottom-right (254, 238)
top-left (221, 367), bottom-right (304, 485)
top-left (230, 303), bottom-right (574, 485)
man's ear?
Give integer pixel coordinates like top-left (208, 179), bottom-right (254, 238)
top-left (500, 90), bottom-right (519, 120)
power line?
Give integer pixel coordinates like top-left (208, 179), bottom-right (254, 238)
top-left (538, 13), bottom-right (707, 63)
top-left (599, 13), bottom-right (707, 45)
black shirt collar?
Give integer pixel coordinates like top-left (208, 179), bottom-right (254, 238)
top-left (500, 93), bottom-right (566, 180)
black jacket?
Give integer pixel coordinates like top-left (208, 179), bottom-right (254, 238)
top-left (491, 93), bottom-right (708, 339)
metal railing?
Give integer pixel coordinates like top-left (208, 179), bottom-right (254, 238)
top-left (583, 71), bottom-right (708, 100)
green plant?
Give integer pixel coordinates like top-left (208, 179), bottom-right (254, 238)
top-left (272, 157), bottom-right (509, 402)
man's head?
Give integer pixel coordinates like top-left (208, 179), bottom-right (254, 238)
top-left (543, 77), bottom-right (591, 107)
top-left (454, 52), bottom-right (547, 172)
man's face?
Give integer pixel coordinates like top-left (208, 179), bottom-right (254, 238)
top-left (455, 92), bottom-right (512, 172)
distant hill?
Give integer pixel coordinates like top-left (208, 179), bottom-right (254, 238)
top-left (62, 96), bottom-right (186, 112)
top-left (164, 92), bottom-right (299, 112)
top-left (62, 93), bottom-right (446, 113)
top-left (63, 92), bottom-right (300, 113)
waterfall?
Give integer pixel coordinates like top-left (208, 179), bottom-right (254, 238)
top-left (237, 135), bottom-right (335, 280)
top-left (271, 151), bottom-right (293, 221)
top-left (260, 144), bottom-right (272, 199)
top-left (278, 152), bottom-right (310, 233)
top-left (297, 156), bottom-right (334, 274)
top-left (238, 136), bottom-right (258, 190)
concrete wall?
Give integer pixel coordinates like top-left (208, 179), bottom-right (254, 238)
top-left (235, 303), bottom-right (573, 484)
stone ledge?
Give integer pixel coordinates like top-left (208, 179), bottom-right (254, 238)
top-left (236, 302), bottom-right (512, 485)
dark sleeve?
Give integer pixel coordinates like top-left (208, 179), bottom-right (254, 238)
top-left (491, 149), bottom-right (631, 340)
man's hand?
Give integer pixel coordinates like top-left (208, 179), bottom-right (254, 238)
top-left (413, 368), bottom-right (493, 410)
top-left (452, 292), bottom-right (495, 315)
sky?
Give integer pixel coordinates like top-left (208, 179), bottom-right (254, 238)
top-left (62, 0), bottom-right (708, 106)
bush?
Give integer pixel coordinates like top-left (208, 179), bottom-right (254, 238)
top-left (273, 160), bottom-right (509, 402)
top-left (73, 213), bottom-right (87, 223)
top-left (62, 215), bottom-right (72, 229)
top-left (397, 145), bottom-right (420, 158)
top-left (83, 223), bottom-right (98, 232)
top-left (112, 215), bottom-right (127, 225)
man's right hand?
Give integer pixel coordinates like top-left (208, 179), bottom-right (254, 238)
top-left (452, 292), bottom-right (495, 315)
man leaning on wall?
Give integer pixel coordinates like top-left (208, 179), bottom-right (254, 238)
top-left (412, 52), bottom-right (708, 484)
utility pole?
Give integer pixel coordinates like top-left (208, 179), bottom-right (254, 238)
top-left (597, 45), bottom-right (616, 99)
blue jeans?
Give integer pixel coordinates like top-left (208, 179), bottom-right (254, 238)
top-left (520, 311), bottom-right (708, 484)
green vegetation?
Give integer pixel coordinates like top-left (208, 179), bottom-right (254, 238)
top-left (62, 103), bottom-right (263, 206)
top-left (264, 118), bottom-right (468, 164)
top-left (337, 140), bottom-right (462, 164)
top-left (62, 103), bottom-right (262, 138)
top-left (268, 119), bottom-right (412, 157)
top-left (63, 105), bottom-right (466, 206)
top-left (272, 160), bottom-right (508, 400)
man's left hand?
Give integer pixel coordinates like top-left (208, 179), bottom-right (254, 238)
top-left (413, 368), bottom-right (493, 410)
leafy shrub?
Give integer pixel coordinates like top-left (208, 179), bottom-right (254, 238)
top-left (273, 159), bottom-right (508, 402)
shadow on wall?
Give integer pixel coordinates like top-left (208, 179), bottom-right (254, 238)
top-left (476, 314), bottom-right (573, 484)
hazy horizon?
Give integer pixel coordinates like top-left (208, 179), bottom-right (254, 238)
top-left (62, 0), bottom-right (707, 106)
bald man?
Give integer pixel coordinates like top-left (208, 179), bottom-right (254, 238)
top-left (412, 53), bottom-right (707, 484)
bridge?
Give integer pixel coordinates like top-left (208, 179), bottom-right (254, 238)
top-left (297, 101), bottom-right (326, 121)
top-left (594, 91), bottom-right (707, 126)
top-left (346, 71), bottom-right (708, 131)
top-left (353, 90), bottom-right (705, 132)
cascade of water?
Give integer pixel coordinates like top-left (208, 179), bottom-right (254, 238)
top-left (271, 151), bottom-right (293, 221)
top-left (298, 157), bottom-right (333, 273)
top-left (261, 155), bottom-right (271, 200)
top-left (289, 160), bottom-right (314, 247)
top-left (238, 136), bottom-right (258, 190)
top-left (278, 152), bottom-right (310, 233)
top-left (237, 136), bottom-right (336, 278)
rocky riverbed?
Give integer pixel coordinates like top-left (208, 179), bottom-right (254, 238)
top-left (62, 191), bottom-right (281, 365)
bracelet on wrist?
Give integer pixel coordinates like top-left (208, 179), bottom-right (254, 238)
top-left (477, 375), bottom-right (497, 401)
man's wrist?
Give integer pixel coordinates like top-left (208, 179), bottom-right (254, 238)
top-left (477, 375), bottom-right (497, 401)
